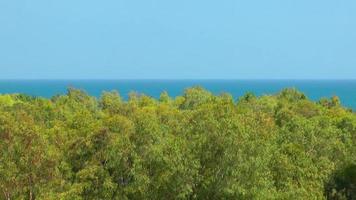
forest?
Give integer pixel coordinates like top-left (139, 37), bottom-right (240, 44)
top-left (0, 87), bottom-right (355, 200)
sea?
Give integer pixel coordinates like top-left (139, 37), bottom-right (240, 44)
top-left (0, 80), bottom-right (355, 110)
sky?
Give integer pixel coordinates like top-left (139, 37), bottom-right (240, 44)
top-left (0, 0), bottom-right (355, 79)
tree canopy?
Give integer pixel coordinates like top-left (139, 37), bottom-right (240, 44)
top-left (0, 87), bottom-right (355, 200)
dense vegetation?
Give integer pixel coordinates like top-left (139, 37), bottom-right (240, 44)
top-left (0, 87), bottom-right (355, 200)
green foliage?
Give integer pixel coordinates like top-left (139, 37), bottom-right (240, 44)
top-left (0, 94), bottom-right (15, 107)
top-left (0, 87), bottom-right (355, 199)
top-left (325, 164), bottom-right (356, 200)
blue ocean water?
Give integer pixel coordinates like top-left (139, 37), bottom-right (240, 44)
top-left (0, 80), bottom-right (355, 110)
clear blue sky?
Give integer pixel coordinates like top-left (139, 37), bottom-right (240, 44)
top-left (0, 0), bottom-right (355, 79)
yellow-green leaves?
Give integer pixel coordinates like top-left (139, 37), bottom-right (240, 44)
top-left (0, 87), bottom-right (355, 199)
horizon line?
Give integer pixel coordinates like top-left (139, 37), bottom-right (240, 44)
top-left (0, 78), bottom-right (356, 81)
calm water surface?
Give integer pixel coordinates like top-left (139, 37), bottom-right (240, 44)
top-left (0, 80), bottom-right (355, 109)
